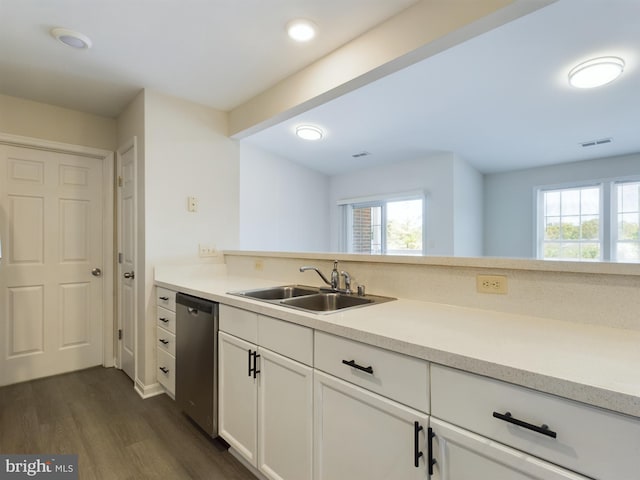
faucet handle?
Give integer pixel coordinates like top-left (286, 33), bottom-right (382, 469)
top-left (357, 284), bottom-right (365, 296)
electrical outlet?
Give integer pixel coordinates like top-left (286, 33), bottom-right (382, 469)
top-left (254, 259), bottom-right (264, 271)
top-left (476, 274), bottom-right (508, 294)
top-left (198, 244), bottom-right (216, 257)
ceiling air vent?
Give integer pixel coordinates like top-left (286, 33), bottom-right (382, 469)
top-left (352, 151), bottom-right (371, 158)
top-left (581, 137), bottom-right (612, 148)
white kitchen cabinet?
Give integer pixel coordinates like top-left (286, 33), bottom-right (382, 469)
top-left (314, 370), bottom-right (429, 480)
top-left (429, 418), bottom-right (589, 480)
top-left (218, 330), bottom-right (258, 464)
top-left (258, 347), bottom-right (312, 480)
top-left (156, 287), bottom-right (176, 396)
top-left (218, 305), bottom-right (313, 480)
top-left (431, 364), bottom-right (640, 480)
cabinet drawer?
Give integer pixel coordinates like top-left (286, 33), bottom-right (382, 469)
top-left (431, 364), bottom-right (640, 480)
top-left (156, 306), bottom-right (176, 334)
top-left (258, 315), bottom-right (313, 366)
top-left (156, 326), bottom-right (176, 357)
top-left (157, 348), bottom-right (175, 394)
top-left (220, 305), bottom-right (258, 343)
top-left (157, 287), bottom-right (176, 311)
top-left (314, 331), bottom-right (429, 412)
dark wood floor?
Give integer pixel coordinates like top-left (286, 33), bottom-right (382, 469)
top-left (0, 367), bottom-right (256, 480)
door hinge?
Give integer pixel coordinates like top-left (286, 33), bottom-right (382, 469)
top-left (118, 329), bottom-right (122, 340)
top-left (118, 175), bottom-right (123, 187)
top-left (118, 252), bottom-right (123, 264)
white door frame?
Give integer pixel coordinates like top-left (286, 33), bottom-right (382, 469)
top-left (116, 137), bottom-right (137, 378)
top-left (0, 132), bottom-right (115, 367)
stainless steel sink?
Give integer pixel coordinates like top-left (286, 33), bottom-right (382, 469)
top-left (228, 285), bottom-right (395, 314)
top-left (231, 285), bottom-right (319, 300)
top-left (281, 293), bottom-right (373, 312)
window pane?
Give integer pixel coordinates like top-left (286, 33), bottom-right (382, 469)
top-left (617, 243), bottom-right (640, 263)
top-left (580, 216), bottom-right (599, 240)
top-left (618, 213), bottom-right (639, 240)
top-left (618, 182), bottom-right (640, 212)
top-left (544, 217), bottom-right (561, 240)
top-left (386, 199), bottom-right (423, 255)
top-left (581, 187), bottom-right (600, 215)
top-left (580, 243), bottom-right (600, 260)
top-left (561, 216), bottom-right (580, 239)
top-left (544, 191), bottom-right (560, 216)
top-left (561, 190), bottom-right (580, 215)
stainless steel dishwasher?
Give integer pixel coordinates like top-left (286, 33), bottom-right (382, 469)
top-left (175, 292), bottom-right (219, 437)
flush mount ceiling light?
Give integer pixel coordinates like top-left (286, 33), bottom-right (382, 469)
top-left (568, 56), bottom-right (625, 88)
top-left (296, 125), bottom-right (324, 141)
top-left (50, 28), bottom-right (92, 49)
top-left (286, 19), bottom-right (317, 42)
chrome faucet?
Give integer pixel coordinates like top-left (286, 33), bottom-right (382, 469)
top-left (300, 260), bottom-right (352, 293)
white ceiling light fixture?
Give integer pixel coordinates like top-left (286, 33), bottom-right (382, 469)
top-left (286, 19), bottom-right (317, 42)
top-left (568, 56), bottom-right (625, 88)
top-left (50, 28), bottom-right (92, 49)
top-left (296, 125), bottom-right (324, 141)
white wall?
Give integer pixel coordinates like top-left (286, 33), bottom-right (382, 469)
top-left (144, 90), bottom-right (239, 262)
top-left (329, 153), bottom-right (458, 255)
top-left (484, 153), bottom-right (640, 258)
top-left (0, 93), bottom-right (116, 150)
top-left (239, 143), bottom-right (330, 252)
top-left (453, 155), bottom-right (484, 257)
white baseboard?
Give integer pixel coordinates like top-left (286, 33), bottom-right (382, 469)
top-left (134, 379), bottom-right (165, 399)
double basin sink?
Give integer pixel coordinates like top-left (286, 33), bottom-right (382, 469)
top-left (229, 285), bottom-right (395, 314)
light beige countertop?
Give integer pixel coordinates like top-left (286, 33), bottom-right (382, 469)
top-left (155, 266), bottom-right (640, 419)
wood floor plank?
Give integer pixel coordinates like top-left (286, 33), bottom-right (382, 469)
top-left (0, 367), bottom-right (256, 480)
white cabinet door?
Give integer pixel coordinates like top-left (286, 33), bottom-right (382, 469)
top-left (258, 347), bottom-right (313, 480)
top-left (430, 418), bottom-right (590, 480)
top-left (314, 370), bottom-right (429, 480)
top-left (218, 331), bottom-right (258, 466)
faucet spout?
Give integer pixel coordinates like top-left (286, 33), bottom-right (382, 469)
top-left (299, 266), bottom-right (332, 287)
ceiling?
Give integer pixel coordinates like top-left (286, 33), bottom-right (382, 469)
top-left (243, 0), bottom-right (640, 175)
top-left (0, 0), bottom-right (417, 117)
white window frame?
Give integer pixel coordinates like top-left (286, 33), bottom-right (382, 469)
top-left (338, 190), bottom-right (426, 255)
top-left (535, 175), bottom-right (640, 262)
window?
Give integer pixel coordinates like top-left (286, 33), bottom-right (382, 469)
top-left (341, 194), bottom-right (424, 255)
top-left (538, 185), bottom-right (601, 261)
top-left (614, 181), bottom-right (640, 262)
top-left (536, 178), bottom-right (640, 263)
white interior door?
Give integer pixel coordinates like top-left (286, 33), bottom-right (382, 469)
top-left (116, 139), bottom-right (136, 380)
top-left (0, 144), bottom-right (104, 386)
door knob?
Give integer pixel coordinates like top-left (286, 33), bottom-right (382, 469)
top-left (91, 268), bottom-right (102, 277)
top-left (123, 271), bottom-right (135, 279)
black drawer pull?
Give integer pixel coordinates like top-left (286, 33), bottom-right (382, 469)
top-left (413, 421), bottom-right (423, 468)
top-left (159, 296), bottom-right (169, 301)
top-left (427, 427), bottom-right (436, 474)
top-left (159, 317), bottom-right (169, 323)
top-left (159, 366), bottom-right (169, 374)
top-left (159, 339), bottom-right (169, 345)
top-left (342, 359), bottom-right (374, 375)
top-left (493, 411), bottom-right (557, 439)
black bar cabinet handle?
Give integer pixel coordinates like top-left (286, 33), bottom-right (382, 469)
top-left (159, 317), bottom-right (169, 323)
top-left (492, 411), bottom-right (557, 439)
top-left (159, 296), bottom-right (169, 301)
top-left (159, 366), bottom-right (169, 374)
top-left (252, 351), bottom-right (260, 378)
top-left (159, 339), bottom-right (169, 345)
top-left (427, 427), bottom-right (436, 474)
top-left (248, 349), bottom-right (253, 377)
top-left (342, 359), bottom-right (374, 375)
top-left (413, 421), bottom-right (423, 468)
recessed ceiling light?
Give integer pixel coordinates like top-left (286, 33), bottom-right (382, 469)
top-left (296, 125), bottom-right (324, 141)
top-left (50, 28), bottom-right (92, 49)
top-left (286, 19), bottom-right (316, 42)
top-left (568, 56), bottom-right (625, 88)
